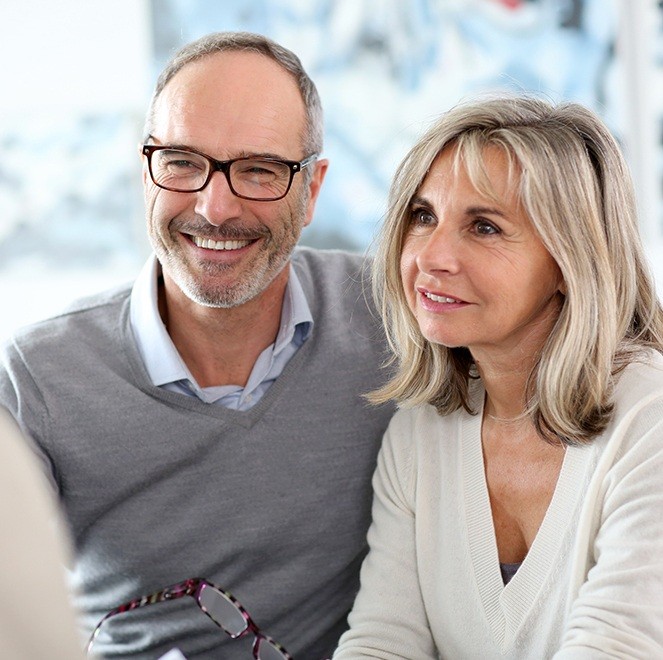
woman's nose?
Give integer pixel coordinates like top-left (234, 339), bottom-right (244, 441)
top-left (414, 225), bottom-right (461, 276)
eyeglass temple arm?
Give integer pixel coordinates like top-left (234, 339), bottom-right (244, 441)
top-left (85, 578), bottom-right (202, 653)
top-left (297, 153), bottom-right (318, 170)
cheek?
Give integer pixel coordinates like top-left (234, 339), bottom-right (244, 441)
top-left (144, 183), bottom-right (163, 218)
top-left (301, 186), bottom-right (316, 227)
top-left (531, 252), bottom-right (563, 296)
top-left (145, 186), bottom-right (188, 227)
top-left (399, 245), bottom-right (418, 308)
top-left (271, 191), bottom-right (308, 242)
top-left (400, 237), bottom-right (418, 282)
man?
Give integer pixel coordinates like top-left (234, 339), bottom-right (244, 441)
top-left (0, 32), bottom-right (394, 659)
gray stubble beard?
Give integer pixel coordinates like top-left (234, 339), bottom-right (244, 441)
top-left (160, 187), bottom-right (309, 309)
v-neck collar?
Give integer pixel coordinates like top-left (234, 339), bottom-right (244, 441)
top-left (460, 389), bottom-right (592, 651)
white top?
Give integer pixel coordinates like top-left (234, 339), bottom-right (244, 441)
top-left (335, 354), bottom-right (663, 659)
top-left (0, 409), bottom-right (85, 659)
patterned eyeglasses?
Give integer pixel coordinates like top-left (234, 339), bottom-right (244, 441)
top-left (86, 577), bottom-right (292, 659)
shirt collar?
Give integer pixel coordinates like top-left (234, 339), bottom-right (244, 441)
top-left (275, 258), bottom-right (313, 352)
top-left (129, 254), bottom-right (313, 388)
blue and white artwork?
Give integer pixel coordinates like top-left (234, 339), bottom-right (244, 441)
top-left (0, 0), bottom-right (628, 340)
top-left (0, 0), bottom-right (619, 266)
top-left (149, 0), bottom-right (619, 250)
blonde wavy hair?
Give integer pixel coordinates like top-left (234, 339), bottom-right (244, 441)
top-left (370, 96), bottom-right (663, 445)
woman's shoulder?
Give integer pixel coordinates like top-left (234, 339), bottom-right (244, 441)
top-left (379, 403), bottom-right (471, 495)
top-left (615, 350), bottom-right (663, 407)
top-left (601, 351), bottom-right (663, 454)
top-left (384, 402), bottom-right (474, 463)
top-left (389, 402), bottom-right (465, 429)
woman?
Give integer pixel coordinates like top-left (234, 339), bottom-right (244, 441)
top-left (334, 97), bottom-right (663, 658)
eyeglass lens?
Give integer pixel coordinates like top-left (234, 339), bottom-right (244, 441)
top-left (198, 584), bottom-right (247, 636)
top-left (258, 638), bottom-right (291, 660)
top-left (197, 584), bottom-right (289, 659)
top-left (150, 149), bottom-right (293, 198)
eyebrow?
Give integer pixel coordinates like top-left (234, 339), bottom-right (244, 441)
top-left (145, 136), bottom-right (288, 162)
top-left (410, 195), bottom-right (507, 218)
top-left (409, 195), bottom-right (433, 209)
top-left (466, 205), bottom-right (507, 218)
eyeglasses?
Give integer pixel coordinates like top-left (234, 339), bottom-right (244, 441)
top-left (142, 144), bottom-right (318, 201)
top-left (86, 577), bottom-right (292, 659)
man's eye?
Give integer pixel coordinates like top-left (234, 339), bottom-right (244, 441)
top-left (155, 150), bottom-right (206, 173)
top-left (245, 166), bottom-right (276, 176)
top-left (235, 163), bottom-right (283, 180)
top-left (166, 159), bottom-right (200, 170)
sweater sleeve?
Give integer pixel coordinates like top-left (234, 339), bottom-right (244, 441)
top-left (555, 398), bottom-right (663, 658)
top-left (334, 411), bottom-right (438, 659)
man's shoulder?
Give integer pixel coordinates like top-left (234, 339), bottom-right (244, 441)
top-left (62, 282), bottom-right (132, 313)
top-left (7, 283), bottom-right (132, 350)
top-left (290, 246), bottom-right (385, 345)
top-left (292, 246), bottom-right (370, 290)
top-left (293, 245), bottom-right (368, 269)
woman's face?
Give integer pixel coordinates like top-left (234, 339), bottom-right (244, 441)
top-left (400, 145), bottom-right (565, 366)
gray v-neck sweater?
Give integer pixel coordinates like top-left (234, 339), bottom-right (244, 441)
top-left (0, 247), bottom-right (395, 659)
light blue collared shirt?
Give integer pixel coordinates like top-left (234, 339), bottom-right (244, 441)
top-left (129, 255), bottom-right (313, 411)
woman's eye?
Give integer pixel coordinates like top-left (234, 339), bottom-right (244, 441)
top-left (474, 219), bottom-right (500, 235)
top-left (410, 208), bottom-right (436, 228)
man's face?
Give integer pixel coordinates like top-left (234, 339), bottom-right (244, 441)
top-left (143, 51), bottom-right (326, 309)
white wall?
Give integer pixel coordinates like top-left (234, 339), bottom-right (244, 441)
top-left (0, 0), bottom-right (152, 114)
top-left (0, 0), bottom-right (152, 341)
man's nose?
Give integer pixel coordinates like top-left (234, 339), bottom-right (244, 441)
top-left (193, 170), bottom-right (244, 226)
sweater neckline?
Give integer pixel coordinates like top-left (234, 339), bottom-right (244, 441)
top-left (121, 296), bottom-right (315, 428)
top-left (461, 389), bottom-right (592, 652)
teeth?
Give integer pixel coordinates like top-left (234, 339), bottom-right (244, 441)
top-left (192, 236), bottom-right (251, 251)
top-left (424, 292), bottom-right (460, 303)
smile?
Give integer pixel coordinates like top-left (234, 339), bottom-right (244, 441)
top-left (191, 236), bottom-right (252, 251)
top-left (424, 291), bottom-right (462, 304)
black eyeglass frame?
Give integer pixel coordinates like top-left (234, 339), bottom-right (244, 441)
top-left (142, 144), bottom-right (318, 201)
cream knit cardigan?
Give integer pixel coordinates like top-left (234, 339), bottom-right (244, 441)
top-left (335, 354), bottom-right (663, 659)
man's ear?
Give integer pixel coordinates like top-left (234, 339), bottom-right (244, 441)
top-left (303, 158), bottom-right (329, 228)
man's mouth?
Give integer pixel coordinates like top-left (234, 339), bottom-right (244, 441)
top-left (190, 235), bottom-right (252, 251)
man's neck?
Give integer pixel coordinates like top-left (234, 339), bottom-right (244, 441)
top-left (159, 269), bottom-right (289, 388)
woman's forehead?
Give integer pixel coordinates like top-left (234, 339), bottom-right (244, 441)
top-left (417, 142), bottom-right (521, 204)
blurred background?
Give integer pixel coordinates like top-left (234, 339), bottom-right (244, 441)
top-left (1, 0), bottom-right (662, 342)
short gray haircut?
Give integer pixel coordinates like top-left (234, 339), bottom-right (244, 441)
top-left (143, 31), bottom-right (324, 158)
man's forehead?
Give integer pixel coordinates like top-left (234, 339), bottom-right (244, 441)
top-left (151, 51), bottom-right (306, 156)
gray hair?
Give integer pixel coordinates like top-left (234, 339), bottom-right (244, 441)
top-left (369, 95), bottom-right (663, 445)
top-left (143, 31), bottom-right (324, 158)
